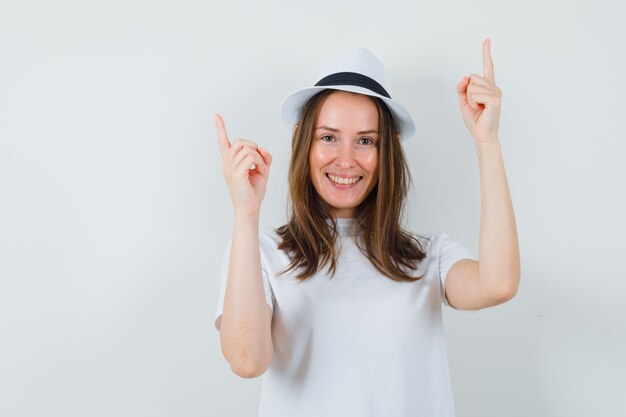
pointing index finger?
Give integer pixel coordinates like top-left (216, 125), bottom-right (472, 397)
top-left (214, 113), bottom-right (231, 160)
top-left (482, 38), bottom-right (496, 85)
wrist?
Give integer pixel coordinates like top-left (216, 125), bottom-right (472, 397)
top-left (475, 137), bottom-right (501, 152)
top-left (234, 212), bottom-right (260, 227)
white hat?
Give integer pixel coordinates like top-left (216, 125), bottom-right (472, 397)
top-left (281, 47), bottom-right (415, 142)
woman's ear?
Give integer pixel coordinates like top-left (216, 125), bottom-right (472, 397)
top-left (396, 132), bottom-right (401, 141)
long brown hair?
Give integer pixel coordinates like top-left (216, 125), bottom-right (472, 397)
top-left (275, 89), bottom-right (428, 282)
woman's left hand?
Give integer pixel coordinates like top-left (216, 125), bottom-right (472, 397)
top-left (456, 38), bottom-right (502, 144)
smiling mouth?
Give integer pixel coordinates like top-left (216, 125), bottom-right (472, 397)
top-left (326, 173), bottom-right (363, 185)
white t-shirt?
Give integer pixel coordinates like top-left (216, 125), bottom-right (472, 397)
top-left (214, 218), bottom-right (476, 417)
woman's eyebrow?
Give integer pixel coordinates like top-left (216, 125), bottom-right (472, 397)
top-left (315, 126), bottom-right (379, 135)
top-left (315, 126), bottom-right (340, 132)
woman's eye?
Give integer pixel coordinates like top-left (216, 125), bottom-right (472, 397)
top-left (359, 137), bottom-right (373, 145)
top-left (321, 135), bottom-right (334, 142)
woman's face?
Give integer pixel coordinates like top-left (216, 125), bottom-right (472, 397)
top-left (309, 91), bottom-right (380, 218)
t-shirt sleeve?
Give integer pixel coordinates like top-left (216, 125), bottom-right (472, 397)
top-left (214, 238), bottom-right (275, 331)
top-left (438, 232), bottom-right (478, 309)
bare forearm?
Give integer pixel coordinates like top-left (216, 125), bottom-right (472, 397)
top-left (220, 215), bottom-right (273, 377)
top-left (476, 139), bottom-right (520, 300)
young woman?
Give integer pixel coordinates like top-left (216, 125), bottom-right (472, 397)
top-left (214, 39), bottom-right (520, 417)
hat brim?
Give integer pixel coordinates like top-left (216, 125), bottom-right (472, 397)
top-left (281, 85), bottom-right (416, 142)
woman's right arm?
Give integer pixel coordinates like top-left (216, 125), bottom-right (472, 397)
top-left (215, 113), bottom-right (274, 378)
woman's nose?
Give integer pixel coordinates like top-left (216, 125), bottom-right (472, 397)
top-left (334, 142), bottom-right (356, 168)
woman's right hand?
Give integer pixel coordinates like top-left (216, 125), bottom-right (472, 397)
top-left (215, 113), bottom-right (272, 218)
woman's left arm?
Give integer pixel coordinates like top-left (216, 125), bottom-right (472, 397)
top-left (444, 38), bottom-right (521, 310)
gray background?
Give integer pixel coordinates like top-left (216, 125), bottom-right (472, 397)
top-left (1, 0), bottom-right (625, 416)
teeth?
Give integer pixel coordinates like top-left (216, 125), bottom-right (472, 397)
top-left (328, 174), bottom-right (361, 185)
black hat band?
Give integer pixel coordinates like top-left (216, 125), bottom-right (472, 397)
top-left (314, 72), bottom-right (391, 99)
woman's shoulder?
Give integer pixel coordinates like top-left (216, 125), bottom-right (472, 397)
top-left (220, 227), bottom-right (283, 254)
top-left (411, 230), bottom-right (475, 261)
top-left (405, 230), bottom-right (452, 255)
top-left (259, 228), bottom-right (280, 245)
top-left (257, 227), bottom-right (296, 267)
top-left (258, 226), bottom-right (286, 251)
